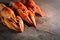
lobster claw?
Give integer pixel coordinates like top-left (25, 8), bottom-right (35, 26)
top-left (0, 4), bottom-right (24, 32)
top-left (10, 1), bottom-right (36, 27)
top-left (26, 0), bottom-right (43, 17)
top-left (4, 16), bottom-right (24, 32)
top-left (28, 7), bottom-right (36, 18)
top-left (18, 9), bottom-right (32, 25)
top-left (33, 6), bottom-right (43, 17)
top-left (28, 10), bottom-right (36, 27)
top-left (18, 9), bottom-right (36, 27)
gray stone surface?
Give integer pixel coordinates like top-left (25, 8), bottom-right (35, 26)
top-left (0, 0), bottom-right (60, 40)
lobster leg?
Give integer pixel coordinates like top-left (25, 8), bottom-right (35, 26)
top-left (28, 10), bottom-right (36, 27)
